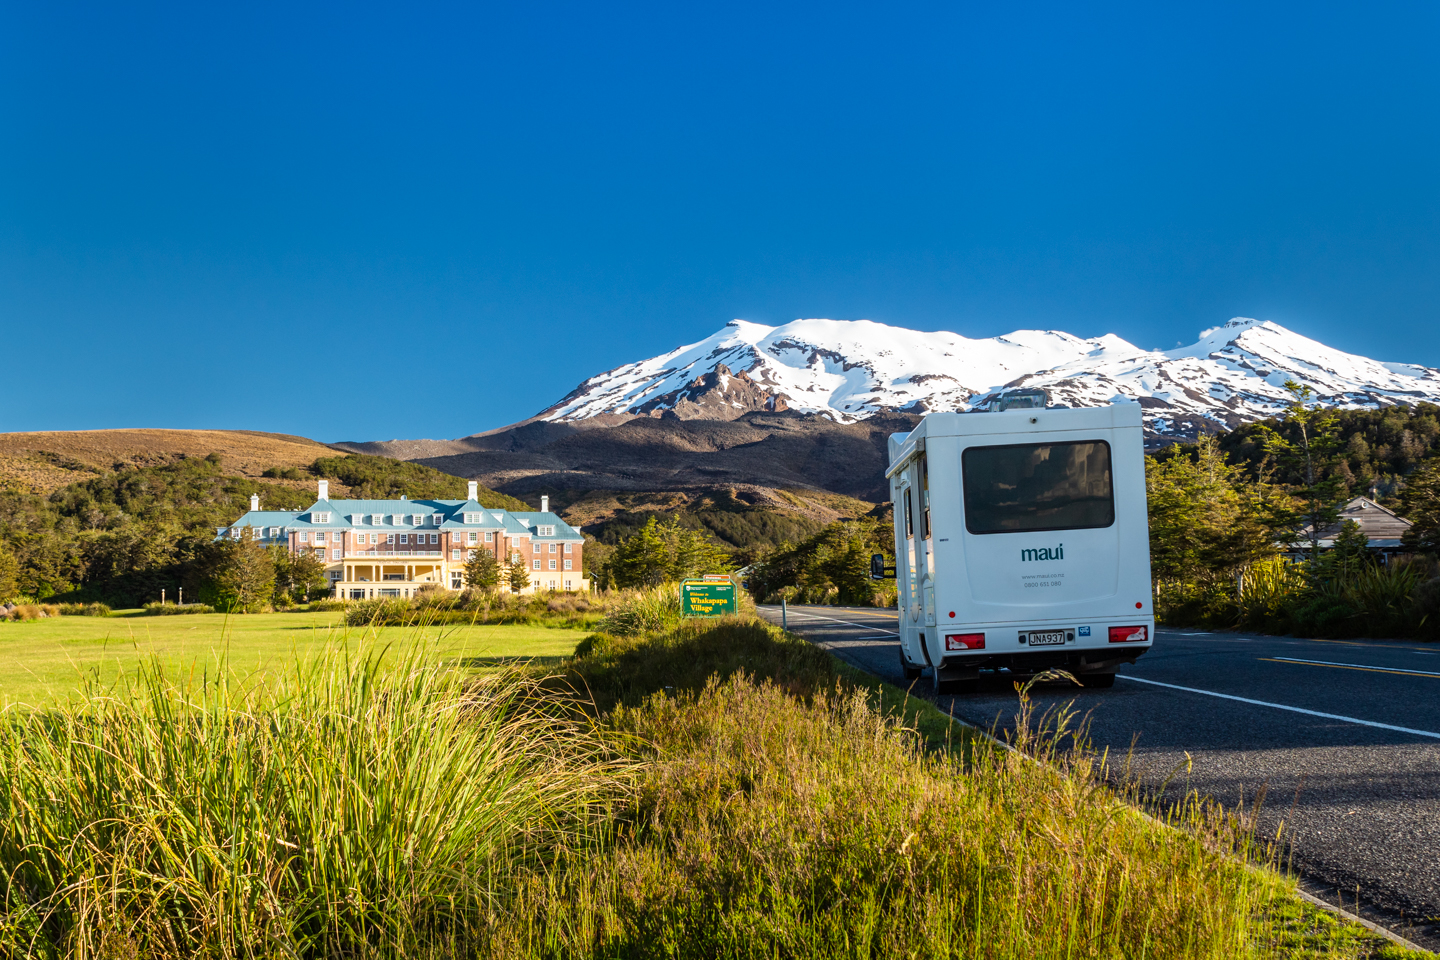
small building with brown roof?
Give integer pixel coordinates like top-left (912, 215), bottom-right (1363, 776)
top-left (1290, 496), bottom-right (1414, 558)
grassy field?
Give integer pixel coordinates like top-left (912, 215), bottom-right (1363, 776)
top-left (0, 609), bottom-right (587, 706)
top-left (0, 598), bottom-right (1425, 957)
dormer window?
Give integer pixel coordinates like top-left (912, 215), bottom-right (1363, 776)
top-left (430, 514), bottom-right (440, 525)
top-left (392, 514), bottom-right (403, 525)
top-left (538, 525), bottom-right (556, 537)
top-left (412, 514), bottom-right (424, 525)
top-left (313, 512), bottom-right (331, 524)
top-left (372, 514), bottom-right (384, 525)
top-left (464, 512), bottom-right (482, 524)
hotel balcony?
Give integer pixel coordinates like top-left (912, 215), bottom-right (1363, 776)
top-left (334, 558), bottom-right (456, 599)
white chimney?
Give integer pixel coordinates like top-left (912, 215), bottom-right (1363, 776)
top-left (250, 493), bottom-right (260, 511)
top-left (318, 479), bottom-right (329, 501)
top-left (467, 480), bottom-right (478, 501)
top-left (541, 495), bottom-right (549, 513)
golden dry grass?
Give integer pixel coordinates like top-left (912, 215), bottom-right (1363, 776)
top-left (0, 428), bottom-right (338, 494)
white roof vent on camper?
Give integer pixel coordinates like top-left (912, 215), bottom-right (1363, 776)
top-left (994, 388), bottom-right (1049, 412)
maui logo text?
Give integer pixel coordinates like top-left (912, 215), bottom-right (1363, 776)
top-left (1020, 544), bottom-right (1064, 562)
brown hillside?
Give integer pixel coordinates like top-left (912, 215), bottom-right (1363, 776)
top-left (336, 410), bottom-right (921, 502)
top-left (0, 429), bottom-right (338, 495)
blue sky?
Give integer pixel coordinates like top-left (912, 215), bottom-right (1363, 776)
top-left (2, 1), bottom-right (1437, 441)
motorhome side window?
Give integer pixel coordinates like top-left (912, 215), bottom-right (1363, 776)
top-left (921, 456), bottom-right (931, 539)
top-left (961, 440), bottom-right (1115, 534)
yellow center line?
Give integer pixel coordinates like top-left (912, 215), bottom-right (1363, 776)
top-left (1304, 636), bottom-right (1439, 653)
top-left (1260, 657), bottom-right (1440, 680)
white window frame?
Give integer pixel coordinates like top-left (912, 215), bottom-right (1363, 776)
top-left (314, 512), bottom-right (331, 524)
top-left (451, 549), bottom-right (461, 560)
top-left (467, 531), bottom-right (478, 544)
top-left (372, 514), bottom-right (384, 525)
top-left (386, 534), bottom-right (395, 544)
top-left (563, 542), bottom-right (572, 554)
top-left (298, 532), bottom-right (309, 543)
top-left (532, 558), bottom-right (541, 570)
top-left (564, 559), bottom-right (572, 570)
top-left (429, 533), bottom-right (438, 544)
top-left (548, 559), bottom-right (557, 570)
top-left (392, 514), bottom-right (403, 525)
top-left (464, 512), bottom-right (482, 524)
top-left (412, 514), bottom-right (423, 525)
top-left (399, 534), bottom-right (409, 544)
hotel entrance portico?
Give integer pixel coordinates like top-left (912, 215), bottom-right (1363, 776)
top-left (337, 550), bottom-right (449, 600)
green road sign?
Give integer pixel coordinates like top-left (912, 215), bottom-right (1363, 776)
top-left (680, 578), bottom-right (737, 617)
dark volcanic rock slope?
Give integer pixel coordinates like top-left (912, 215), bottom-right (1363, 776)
top-left (339, 411), bottom-right (920, 503)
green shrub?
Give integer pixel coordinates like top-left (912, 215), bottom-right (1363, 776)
top-left (598, 583), bottom-right (682, 637)
top-left (302, 598), bottom-right (348, 612)
top-left (343, 597), bottom-right (413, 627)
top-left (56, 602), bottom-right (111, 617)
top-left (140, 602), bottom-right (215, 616)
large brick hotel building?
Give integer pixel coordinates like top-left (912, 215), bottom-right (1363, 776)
top-left (220, 480), bottom-right (586, 597)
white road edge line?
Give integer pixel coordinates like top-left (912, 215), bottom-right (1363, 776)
top-left (1119, 676), bottom-right (1440, 740)
top-left (1270, 656), bottom-right (1440, 678)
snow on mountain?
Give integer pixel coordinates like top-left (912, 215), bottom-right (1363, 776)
top-left (540, 317), bottom-right (1440, 440)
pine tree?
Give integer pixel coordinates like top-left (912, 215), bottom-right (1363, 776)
top-left (269, 546), bottom-right (329, 603)
top-left (506, 551), bottom-right (531, 593)
top-left (464, 547), bottom-right (501, 591)
top-left (1400, 458), bottom-right (1440, 555)
top-left (214, 529), bottom-right (275, 613)
top-left (1256, 380), bottom-right (1346, 561)
top-left (1144, 435), bottom-right (1281, 582)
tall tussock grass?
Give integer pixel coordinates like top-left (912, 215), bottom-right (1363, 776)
top-left (495, 624), bottom-right (1396, 959)
top-left (0, 642), bottom-right (625, 958)
top-left (0, 616), bottom-right (1407, 957)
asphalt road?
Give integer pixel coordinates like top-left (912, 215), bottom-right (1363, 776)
top-left (759, 604), bottom-right (1440, 947)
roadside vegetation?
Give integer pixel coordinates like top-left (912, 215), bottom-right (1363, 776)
top-left (0, 608), bottom-right (1417, 958)
top-left (1149, 387), bottom-right (1440, 638)
top-left (745, 515), bottom-right (897, 607)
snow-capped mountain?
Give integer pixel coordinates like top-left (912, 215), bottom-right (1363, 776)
top-left (539, 317), bottom-right (1440, 440)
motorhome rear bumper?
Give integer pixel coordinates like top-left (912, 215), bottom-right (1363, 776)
top-left (938, 647), bottom-right (1149, 676)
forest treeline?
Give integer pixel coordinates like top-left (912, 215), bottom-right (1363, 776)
top-left (0, 453), bottom-right (522, 607)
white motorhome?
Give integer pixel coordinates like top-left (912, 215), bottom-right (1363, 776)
top-left (886, 399), bottom-right (1153, 693)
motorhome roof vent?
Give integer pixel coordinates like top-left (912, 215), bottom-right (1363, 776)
top-left (995, 388), bottom-right (1049, 411)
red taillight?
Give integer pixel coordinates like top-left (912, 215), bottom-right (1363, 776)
top-left (945, 633), bottom-right (985, 650)
top-left (1108, 625), bottom-right (1148, 644)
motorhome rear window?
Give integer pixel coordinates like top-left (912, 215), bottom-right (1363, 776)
top-left (962, 440), bottom-right (1114, 534)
